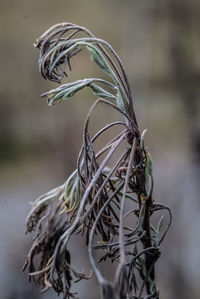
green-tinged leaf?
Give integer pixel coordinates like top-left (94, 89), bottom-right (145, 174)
top-left (41, 78), bottom-right (119, 106)
top-left (86, 45), bottom-right (112, 75)
top-left (145, 151), bottom-right (153, 198)
top-left (141, 258), bottom-right (147, 277)
top-left (150, 224), bottom-right (157, 234)
top-left (61, 79), bottom-right (93, 99)
top-left (146, 151), bottom-right (153, 176)
top-left (132, 243), bottom-right (138, 255)
top-left (42, 79), bottom-right (93, 105)
top-left (51, 84), bottom-right (77, 100)
top-left (53, 88), bottom-right (71, 100)
top-left (150, 279), bottom-right (156, 294)
top-left (62, 86), bottom-right (82, 99)
top-left (90, 83), bottom-right (116, 100)
top-left (60, 171), bottom-right (81, 216)
top-left (64, 170), bottom-right (78, 192)
top-left (116, 90), bottom-right (126, 112)
top-left (140, 129), bottom-right (147, 150)
top-left (156, 215), bottom-right (165, 245)
top-left (145, 172), bottom-right (152, 199)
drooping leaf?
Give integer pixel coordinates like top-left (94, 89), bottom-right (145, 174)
top-left (41, 79), bottom-right (93, 105)
top-left (86, 45), bottom-right (112, 76)
top-left (90, 83), bottom-right (117, 100)
top-left (41, 78), bottom-right (118, 106)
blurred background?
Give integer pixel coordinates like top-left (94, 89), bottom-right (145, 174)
top-left (0, 0), bottom-right (200, 298)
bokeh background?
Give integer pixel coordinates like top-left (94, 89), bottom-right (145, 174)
top-left (0, 0), bottom-right (200, 298)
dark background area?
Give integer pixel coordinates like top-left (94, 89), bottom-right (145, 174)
top-left (0, 0), bottom-right (200, 298)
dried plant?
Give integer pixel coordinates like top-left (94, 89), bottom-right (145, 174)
top-left (24, 22), bottom-right (172, 299)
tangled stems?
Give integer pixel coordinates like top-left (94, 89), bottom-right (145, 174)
top-left (24, 23), bottom-right (171, 299)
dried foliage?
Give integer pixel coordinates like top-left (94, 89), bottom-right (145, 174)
top-left (24, 23), bottom-right (172, 299)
